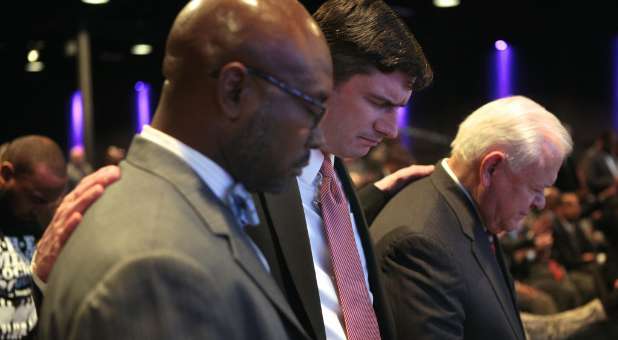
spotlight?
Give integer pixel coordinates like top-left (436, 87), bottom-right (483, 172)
top-left (433, 0), bottom-right (460, 8)
top-left (495, 40), bottom-right (509, 51)
top-left (81, 0), bottom-right (110, 4)
top-left (131, 44), bottom-right (152, 56)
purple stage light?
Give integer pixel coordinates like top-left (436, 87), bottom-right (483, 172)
top-left (135, 81), bottom-right (151, 132)
top-left (495, 40), bottom-right (508, 51)
top-left (70, 91), bottom-right (84, 149)
top-left (492, 41), bottom-right (513, 99)
top-left (397, 104), bottom-right (411, 149)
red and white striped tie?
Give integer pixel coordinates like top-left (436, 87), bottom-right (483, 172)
top-left (319, 156), bottom-right (381, 340)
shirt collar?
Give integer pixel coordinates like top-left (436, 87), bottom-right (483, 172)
top-left (140, 125), bottom-right (238, 202)
top-left (442, 158), bottom-right (493, 235)
top-left (298, 149), bottom-right (334, 186)
top-left (441, 158), bottom-right (474, 203)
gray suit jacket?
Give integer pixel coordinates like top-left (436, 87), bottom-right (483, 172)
top-left (38, 137), bottom-right (309, 340)
top-left (370, 163), bottom-right (525, 340)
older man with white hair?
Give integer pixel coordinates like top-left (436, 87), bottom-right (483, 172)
top-left (370, 96), bottom-right (573, 340)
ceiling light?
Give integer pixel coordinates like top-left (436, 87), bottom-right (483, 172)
top-left (81, 0), bottom-right (110, 4)
top-left (27, 50), bottom-right (39, 62)
top-left (131, 44), bottom-right (152, 56)
top-left (25, 61), bottom-right (44, 72)
top-left (433, 0), bottom-right (460, 8)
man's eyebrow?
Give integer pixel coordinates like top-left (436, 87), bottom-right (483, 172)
top-left (367, 94), bottom-right (407, 107)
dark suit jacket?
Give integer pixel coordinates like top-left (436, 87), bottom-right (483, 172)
top-left (587, 151), bottom-right (617, 194)
top-left (551, 218), bottom-right (594, 270)
top-left (370, 163), bottom-right (525, 340)
top-left (38, 137), bottom-right (309, 340)
top-left (247, 157), bottom-right (395, 340)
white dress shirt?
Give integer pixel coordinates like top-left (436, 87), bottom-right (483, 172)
top-left (297, 149), bottom-right (372, 340)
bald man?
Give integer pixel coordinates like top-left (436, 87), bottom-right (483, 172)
top-left (37, 0), bottom-right (332, 339)
top-left (0, 135), bottom-right (67, 339)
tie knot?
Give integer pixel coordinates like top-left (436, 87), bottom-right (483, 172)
top-left (226, 183), bottom-right (260, 227)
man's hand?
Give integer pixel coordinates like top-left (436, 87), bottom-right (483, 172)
top-left (373, 164), bottom-right (434, 196)
top-left (33, 165), bottom-right (121, 283)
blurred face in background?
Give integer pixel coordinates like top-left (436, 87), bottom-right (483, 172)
top-left (1, 162), bottom-right (67, 226)
top-left (558, 193), bottom-right (581, 222)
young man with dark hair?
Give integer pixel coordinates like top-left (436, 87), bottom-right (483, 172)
top-left (248, 2), bottom-right (432, 340)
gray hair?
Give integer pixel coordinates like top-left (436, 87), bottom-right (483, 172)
top-left (450, 96), bottom-right (573, 172)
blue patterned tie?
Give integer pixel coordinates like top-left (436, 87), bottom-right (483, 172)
top-left (226, 183), bottom-right (260, 227)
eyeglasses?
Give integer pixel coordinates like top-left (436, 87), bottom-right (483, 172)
top-left (245, 67), bottom-right (327, 123)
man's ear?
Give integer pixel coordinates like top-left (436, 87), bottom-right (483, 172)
top-left (0, 161), bottom-right (15, 183)
top-left (216, 62), bottom-right (251, 120)
top-left (479, 151), bottom-right (506, 187)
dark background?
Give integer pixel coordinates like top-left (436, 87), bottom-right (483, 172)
top-left (2, 0), bottom-right (618, 166)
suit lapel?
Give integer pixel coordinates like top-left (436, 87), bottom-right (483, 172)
top-left (470, 226), bottom-right (524, 339)
top-left (255, 182), bottom-right (325, 340)
top-left (431, 164), bottom-right (524, 339)
top-left (126, 136), bottom-right (309, 339)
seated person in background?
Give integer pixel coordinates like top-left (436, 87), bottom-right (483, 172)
top-left (586, 130), bottom-right (618, 196)
top-left (370, 96), bottom-right (573, 340)
top-left (103, 145), bottom-right (125, 166)
top-left (505, 206), bottom-right (585, 312)
top-left (0, 135), bottom-right (67, 339)
top-left (552, 192), bottom-right (598, 270)
top-left (552, 191), bottom-right (607, 302)
top-left (66, 145), bottom-right (93, 191)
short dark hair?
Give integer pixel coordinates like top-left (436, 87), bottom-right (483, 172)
top-left (3, 135), bottom-right (67, 178)
top-left (314, 0), bottom-right (433, 90)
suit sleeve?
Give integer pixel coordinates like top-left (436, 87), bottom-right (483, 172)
top-left (358, 184), bottom-right (390, 226)
top-left (379, 232), bottom-right (467, 340)
top-left (67, 253), bottom-right (233, 340)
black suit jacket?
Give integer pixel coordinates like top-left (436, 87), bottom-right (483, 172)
top-left (39, 137), bottom-right (309, 340)
top-left (587, 151), bottom-right (617, 194)
top-left (551, 218), bottom-right (594, 270)
top-left (247, 157), bottom-right (395, 340)
top-left (370, 163), bottom-right (525, 340)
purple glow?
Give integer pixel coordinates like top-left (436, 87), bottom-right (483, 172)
top-left (135, 81), bottom-right (151, 132)
top-left (135, 81), bottom-right (145, 92)
top-left (493, 43), bottom-right (512, 99)
top-left (495, 40), bottom-right (508, 51)
top-left (397, 105), bottom-right (411, 149)
top-left (70, 91), bottom-right (84, 149)
top-left (613, 37), bottom-right (618, 131)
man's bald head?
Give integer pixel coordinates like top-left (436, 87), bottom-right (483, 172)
top-left (163, 0), bottom-right (330, 87)
top-left (0, 135), bottom-right (67, 226)
top-left (2, 135), bottom-right (66, 179)
top-left (152, 0), bottom-right (333, 193)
